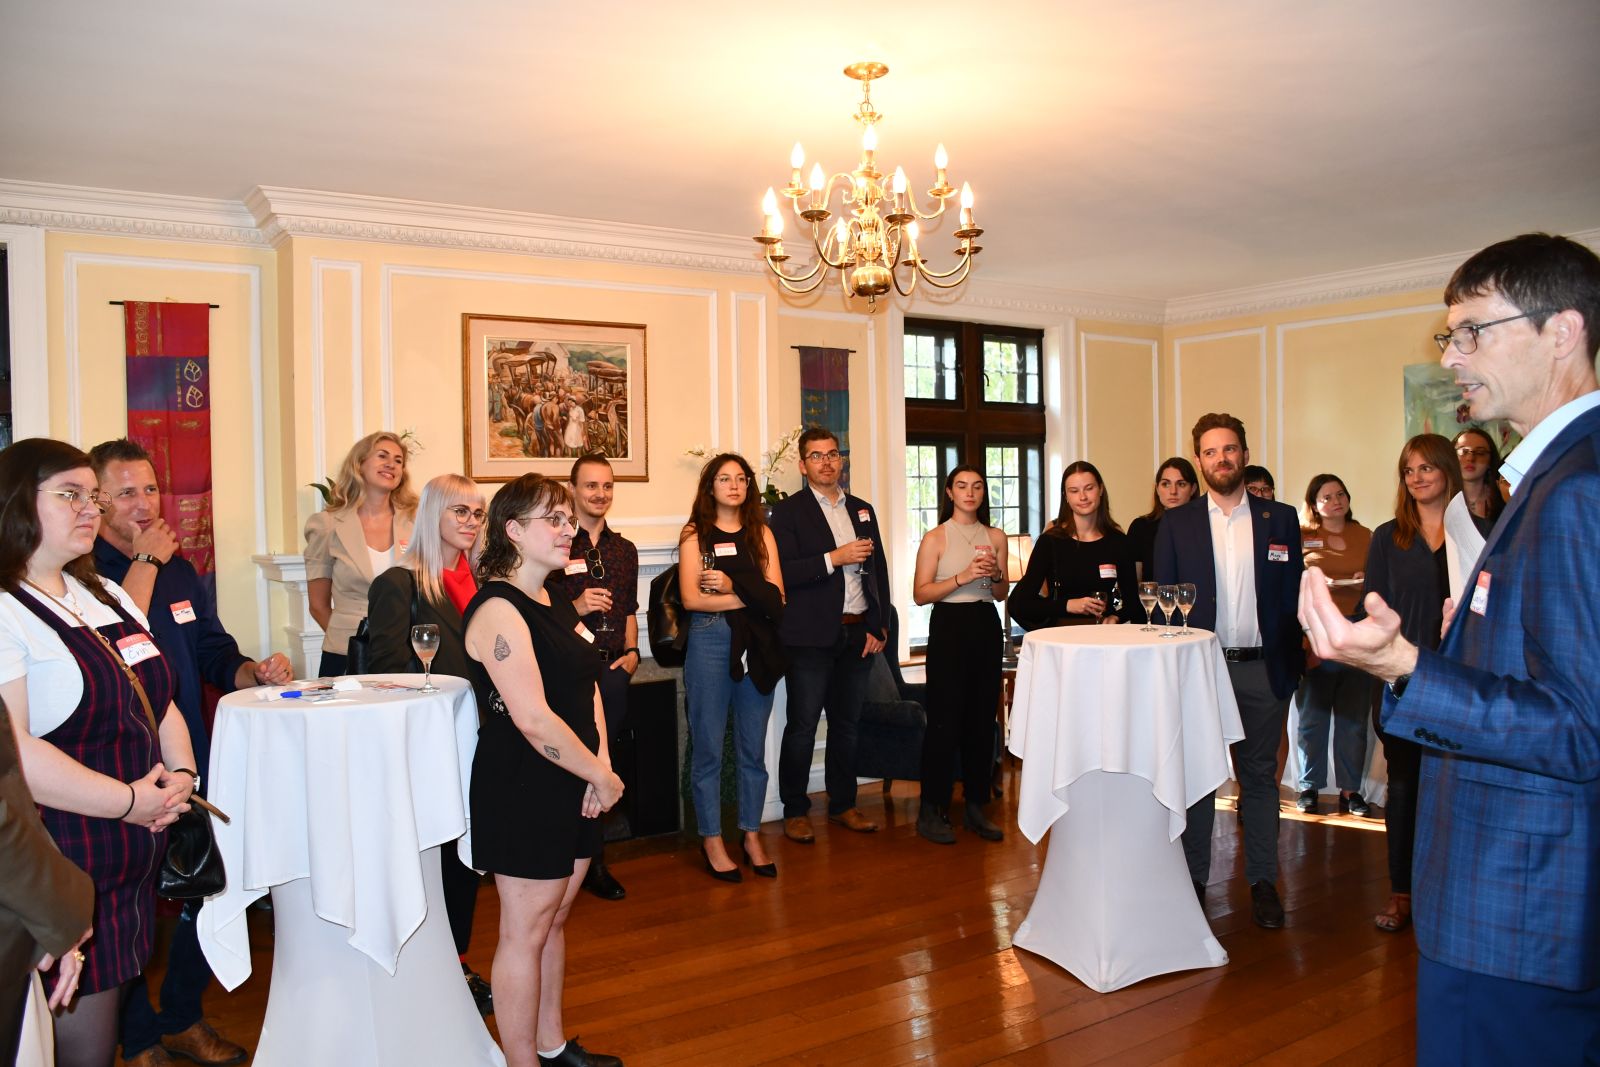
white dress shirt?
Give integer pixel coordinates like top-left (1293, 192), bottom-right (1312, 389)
top-left (812, 485), bottom-right (869, 615)
top-left (1499, 388), bottom-right (1600, 494)
top-left (1207, 492), bottom-right (1261, 648)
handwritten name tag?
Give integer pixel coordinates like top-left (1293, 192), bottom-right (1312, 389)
top-left (117, 633), bottom-right (162, 666)
top-left (713, 541), bottom-right (737, 557)
top-left (1303, 538), bottom-right (1324, 550)
top-left (1470, 571), bottom-right (1491, 616)
top-left (857, 509), bottom-right (870, 524)
top-left (1098, 564), bottom-right (1118, 579)
top-left (1267, 544), bottom-right (1290, 563)
top-left (574, 622), bottom-right (595, 644)
top-left (564, 560), bottom-right (588, 576)
top-left (169, 600), bottom-right (197, 624)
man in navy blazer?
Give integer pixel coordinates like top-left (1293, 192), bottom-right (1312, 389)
top-left (1303, 234), bottom-right (1600, 1065)
top-left (1154, 413), bottom-right (1304, 929)
top-left (769, 427), bottom-right (893, 842)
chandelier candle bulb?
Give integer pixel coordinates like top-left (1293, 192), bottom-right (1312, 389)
top-left (960, 182), bottom-right (974, 228)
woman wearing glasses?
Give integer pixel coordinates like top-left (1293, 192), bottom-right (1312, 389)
top-left (304, 431), bottom-right (417, 676)
top-left (1009, 461), bottom-right (1140, 630)
top-left (463, 475), bottom-right (625, 1067)
top-left (678, 453), bottom-right (786, 883)
top-left (1452, 426), bottom-right (1507, 524)
top-left (1125, 457), bottom-right (1198, 579)
top-left (0, 438), bottom-right (197, 1067)
top-left (367, 473), bottom-right (492, 1015)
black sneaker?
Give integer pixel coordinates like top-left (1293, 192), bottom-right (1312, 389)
top-left (1295, 789), bottom-right (1319, 814)
top-left (539, 1036), bottom-right (622, 1066)
top-left (916, 802), bottom-right (956, 845)
top-left (1341, 791), bottom-right (1371, 817)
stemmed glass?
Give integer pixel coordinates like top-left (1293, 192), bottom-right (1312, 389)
top-left (700, 550), bottom-right (719, 595)
top-left (586, 549), bottom-right (614, 633)
top-left (1156, 585), bottom-right (1179, 638)
top-left (1176, 583), bottom-right (1198, 634)
top-left (972, 543), bottom-right (995, 593)
top-left (1138, 581), bottom-right (1159, 632)
top-left (411, 624), bottom-right (441, 691)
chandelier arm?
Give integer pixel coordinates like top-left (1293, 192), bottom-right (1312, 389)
top-left (908, 198), bottom-right (950, 223)
top-left (913, 255), bottom-right (976, 288)
top-left (811, 225), bottom-right (855, 271)
top-left (769, 263), bottom-right (830, 296)
top-left (890, 261), bottom-right (918, 297)
top-left (764, 255), bottom-right (827, 289)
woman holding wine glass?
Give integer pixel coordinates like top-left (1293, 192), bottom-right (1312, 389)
top-left (1291, 474), bottom-right (1373, 816)
top-left (1126, 458), bottom-right (1198, 579)
top-left (678, 454), bottom-right (786, 882)
top-left (911, 464), bottom-right (1009, 844)
top-left (1009, 461), bottom-right (1140, 631)
top-left (366, 473), bottom-right (494, 1013)
top-left (1452, 426), bottom-right (1507, 524)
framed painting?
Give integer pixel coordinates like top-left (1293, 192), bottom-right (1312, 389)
top-left (1402, 362), bottom-right (1520, 454)
top-left (462, 314), bottom-right (648, 482)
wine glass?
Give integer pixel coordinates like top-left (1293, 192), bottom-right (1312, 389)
top-left (411, 624), bottom-right (441, 691)
top-left (972, 543), bottom-right (995, 593)
top-left (700, 550), bottom-right (718, 595)
top-left (586, 550), bottom-right (614, 633)
top-left (1138, 581), bottom-right (1159, 632)
top-left (1155, 585), bottom-right (1179, 638)
top-left (1177, 583), bottom-right (1198, 634)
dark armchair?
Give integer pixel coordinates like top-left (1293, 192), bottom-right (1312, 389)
top-left (855, 606), bottom-right (926, 791)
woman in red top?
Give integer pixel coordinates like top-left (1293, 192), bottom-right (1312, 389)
top-left (367, 473), bottom-right (491, 1013)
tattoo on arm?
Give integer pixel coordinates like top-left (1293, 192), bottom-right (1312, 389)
top-left (543, 745), bottom-right (561, 761)
top-left (493, 635), bottom-right (510, 661)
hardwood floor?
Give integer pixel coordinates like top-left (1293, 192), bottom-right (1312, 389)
top-left (122, 771), bottom-right (1417, 1065)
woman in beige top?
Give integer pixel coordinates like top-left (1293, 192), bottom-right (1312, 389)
top-left (304, 431), bottom-right (417, 676)
top-left (1292, 474), bottom-right (1373, 816)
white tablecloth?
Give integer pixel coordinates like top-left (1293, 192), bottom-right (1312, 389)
top-left (197, 675), bottom-right (501, 1066)
top-left (1007, 626), bottom-right (1245, 992)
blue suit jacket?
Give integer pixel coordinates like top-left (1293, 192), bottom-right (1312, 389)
top-left (769, 488), bottom-right (892, 648)
top-left (1152, 494), bottom-right (1305, 699)
top-left (1386, 404), bottom-right (1600, 991)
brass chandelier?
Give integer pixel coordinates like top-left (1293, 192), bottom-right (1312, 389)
top-left (753, 61), bottom-right (983, 310)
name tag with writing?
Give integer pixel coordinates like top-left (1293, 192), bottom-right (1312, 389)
top-left (1470, 571), bottom-right (1491, 616)
top-left (1098, 563), bottom-right (1118, 579)
top-left (170, 600), bottom-right (197, 624)
top-left (117, 633), bottom-right (162, 666)
top-left (713, 542), bottom-right (737, 557)
top-left (857, 509), bottom-right (870, 524)
top-left (564, 560), bottom-right (588, 576)
top-left (574, 622), bottom-right (595, 644)
top-left (1303, 538), bottom-right (1324, 550)
top-left (1267, 544), bottom-right (1290, 562)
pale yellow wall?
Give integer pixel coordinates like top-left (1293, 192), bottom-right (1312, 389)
top-left (1076, 320), bottom-right (1163, 527)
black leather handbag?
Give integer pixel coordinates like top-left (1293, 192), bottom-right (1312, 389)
top-left (159, 804), bottom-right (226, 900)
top-left (345, 616), bottom-right (373, 675)
top-left (646, 563), bottom-right (687, 667)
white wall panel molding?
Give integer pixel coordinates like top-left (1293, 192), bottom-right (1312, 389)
top-left (309, 260), bottom-right (365, 462)
top-left (1171, 326), bottom-right (1268, 461)
top-left (1080, 333), bottom-right (1160, 470)
top-left (0, 224), bottom-right (49, 437)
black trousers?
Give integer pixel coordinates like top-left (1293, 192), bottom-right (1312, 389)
top-left (1379, 731), bottom-right (1421, 894)
top-left (921, 601), bottom-right (1001, 808)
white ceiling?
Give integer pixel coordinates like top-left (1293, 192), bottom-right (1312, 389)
top-left (3, 0), bottom-right (1597, 301)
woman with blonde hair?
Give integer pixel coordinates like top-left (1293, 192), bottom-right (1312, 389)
top-left (367, 473), bottom-right (492, 1013)
top-left (304, 431), bottom-right (417, 675)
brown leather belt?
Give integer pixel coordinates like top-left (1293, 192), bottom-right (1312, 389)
top-left (841, 613), bottom-right (866, 625)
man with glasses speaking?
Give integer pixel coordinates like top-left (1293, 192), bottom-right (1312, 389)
top-left (548, 452), bottom-right (640, 901)
top-left (1301, 233), bottom-right (1600, 1064)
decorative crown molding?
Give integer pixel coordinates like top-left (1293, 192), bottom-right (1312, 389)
top-left (0, 178), bottom-right (266, 246)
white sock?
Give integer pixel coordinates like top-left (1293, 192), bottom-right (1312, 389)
top-left (538, 1041), bottom-right (567, 1059)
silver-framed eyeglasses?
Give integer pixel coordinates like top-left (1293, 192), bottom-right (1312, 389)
top-left (38, 488), bottom-right (110, 514)
top-left (714, 474), bottom-right (749, 486)
top-left (1432, 312), bottom-right (1543, 355)
top-left (523, 512), bottom-right (578, 531)
top-left (1455, 446), bottom-right (1491, 459)
top-left (445, 504), bottom-right (487, 525)
top-left (804, 449), bottom-right (843, 463)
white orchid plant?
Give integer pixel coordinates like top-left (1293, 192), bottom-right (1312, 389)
top-left (684, 424), bottom-right (804, 505)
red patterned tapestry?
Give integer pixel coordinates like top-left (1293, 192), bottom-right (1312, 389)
top-left (123, 301), bottom-right (215, 581)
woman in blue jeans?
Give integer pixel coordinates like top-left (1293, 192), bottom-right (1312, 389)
top-left (678, 453), bottom-right (786, 882)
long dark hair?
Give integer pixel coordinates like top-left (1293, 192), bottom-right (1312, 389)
top-left (937, 464), bottom-right (992, 526)
top-left (1139, 457), bottom-right (1198, 523)
top-left (1302, 473), bottom-right (1357, 527)
top-left (476, 474), bottom-right (573, 581)
top-left (1392, 434), bottom-right (1463, 551)
top-left (683, 453), bottom-right (769, 572)
top-left (0, 438), bottom-right (116, 605)
top-left (1050, 460), bottom-right (1120, 539)
top-left (1452, 426), bottom-right (1506, 522)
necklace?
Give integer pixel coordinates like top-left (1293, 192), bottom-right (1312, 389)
top-left (949, 519), bottom-right (986, 550)
top-left (22, 576), bottom-right (86, 624)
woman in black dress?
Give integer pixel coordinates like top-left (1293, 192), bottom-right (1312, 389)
top-left (1009, 461), bottom-right (1140, 630)
top-left (462, 475), bottom-right (626, 1067)
top-left (1125, 457), bottom-right (1197, 579)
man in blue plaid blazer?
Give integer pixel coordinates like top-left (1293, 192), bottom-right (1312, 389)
top-left (1301, 233), bottom-right (1600, 1065)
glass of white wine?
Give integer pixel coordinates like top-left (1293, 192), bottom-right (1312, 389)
top-left (411, 623), bottom-right (441, 692)
top-left (1138, 581), bottom-right (1159, 632)
top-left (1156, 585), bottom-right (1179, 638)
top-left (1177, 583), bottom-right (1198, 634)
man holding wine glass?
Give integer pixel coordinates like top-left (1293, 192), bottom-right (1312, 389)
top-left (1153, 413), bottom-right (1304, 930)
top-left (546, 454), bottom-right (639, 902)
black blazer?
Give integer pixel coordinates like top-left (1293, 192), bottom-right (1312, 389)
top-left (769, 488), bottom-right (892, 647)
top-left (366, 566), bottom-right (472, 682)
top-left (1152, 494), bottom-right (1304, 699)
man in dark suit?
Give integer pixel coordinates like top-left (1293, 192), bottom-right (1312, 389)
top-left (769, 427), bottom-right (892, 842)
top-left (1154, 413), bottom-right (1304, 929)
top-left (1303, 233), bottom-right (1600, 1065)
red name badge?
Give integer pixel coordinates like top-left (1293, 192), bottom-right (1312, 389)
top-left (1268, 544), bottom-right (1290, 562)
top-left (1098, 563), bottom-right (1118, 579)
top-left (857, 509), bottom-right (870, 524)
top-left (116, 633), bottom-right (162, 666)
top-left (713, 541), bottom-right (737, 557)
top-left (1470, 571), bottom-right (1491, 616)
top-left (170, 600), bottom-right (197, 624)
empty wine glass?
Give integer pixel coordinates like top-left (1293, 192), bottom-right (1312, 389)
top-left (1156, 585), bottom-right (1179, 638)
top-left (972, 543), bottom-right (995, 593)
top-left (1177, 583), bottom-right (1198, 634)
top-left (586, 550), bottom-right (614, 633)
top-left (411, 623), bottom-right (441, 691)
top-left (700, 550), bottom-right (718, 595)
top-left (1138, 581), bottom-right (1159, 632)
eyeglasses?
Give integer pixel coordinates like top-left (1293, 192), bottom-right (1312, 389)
top-left (714, 474), bottom-right (749, 486)
top-left (445, 504), bottom-right (487, 525)
top-left (1433, 312), bottom-right (1542, 355)
top-left (522, 512), bottom-right (577, 531)
top-left (38, 488), bottom-right (110, 514)
top-left (585, 548), bottom-right (606, 579)
top-left (804, 450), bottom-right (843, 463)
top-left (1455, 446), bottom-right (1491, 459)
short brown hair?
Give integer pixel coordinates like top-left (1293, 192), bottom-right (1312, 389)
top-left (1191, 412), bottom-right (1248, 456)
top-left (797, 427), bottom-right (839, 457)
top-left (87, 438), bottom-right (153, 480)
top-left (476, 474), bottom-right (574, 581)
top-left (569, 453), bottom-right (612, 484)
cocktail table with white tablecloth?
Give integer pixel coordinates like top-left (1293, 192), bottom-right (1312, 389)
top-left (196, 675), bottom-right (504, 1067)
top-left (1007, 626), bottom-right (1245, 992)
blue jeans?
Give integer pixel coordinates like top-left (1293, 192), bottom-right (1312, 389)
top-left (778, 623), bottom-right (872, 818)
top-left (1294, 659), bottom-right (1371, 792)
top-left (684, 612), bottom-right (775, 836)
top-left (120, 901), bottom-right (209, 1055)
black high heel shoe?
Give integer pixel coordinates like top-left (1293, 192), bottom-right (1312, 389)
top-left (702, 842), bottom-right (742, 883)
top-left (741, 843), bottom-right (777, 879)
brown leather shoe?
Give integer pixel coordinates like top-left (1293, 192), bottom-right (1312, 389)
top-left (125, 1047), bottom-right (178, 1067)
top-left (164, 1020), bottom-right (247, 1066)
top-left (828, 807), bottom-right (879, 833)
top-left (783, 815), bottom-right (815, 844)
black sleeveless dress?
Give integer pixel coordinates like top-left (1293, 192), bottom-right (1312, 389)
top-left (464, 581), bottom-right (602, 879)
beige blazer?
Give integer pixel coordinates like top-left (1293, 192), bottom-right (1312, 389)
top-left (303, 506), bottom-right (416, 654)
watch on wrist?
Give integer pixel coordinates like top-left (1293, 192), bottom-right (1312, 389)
top-left (622, 646), bottom-right (641, 659)
top-left (132, 552), bottom-right (162, 567)
top-left (1388, 673), bottom-right (1412, 699)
